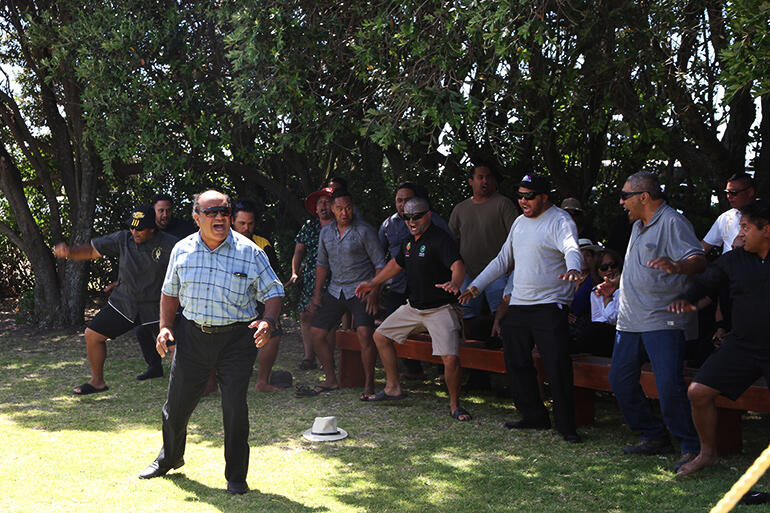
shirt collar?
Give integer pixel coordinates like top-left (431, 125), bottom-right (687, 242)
top-left (195, 229), bottom-right (234, 252)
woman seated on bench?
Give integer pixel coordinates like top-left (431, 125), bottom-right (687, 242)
top-left (588, 249), bottom-right (623, 357)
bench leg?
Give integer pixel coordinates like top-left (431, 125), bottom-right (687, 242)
top-left (715, 408), bottom-right (742, 456)
top-left (338, 346), bottom-right (365, 388)
top-left (574, 387), bottom-right (595, 427)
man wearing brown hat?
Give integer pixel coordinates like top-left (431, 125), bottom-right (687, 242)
top-left (286, 187), bottom-right (335, 370)
top-left (53, 205), bottom-right (179, 394)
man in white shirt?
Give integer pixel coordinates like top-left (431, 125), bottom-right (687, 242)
top-left (459, 174), bottom-right (583, 443)
top-left (702, 173), bottom-right (755, 254)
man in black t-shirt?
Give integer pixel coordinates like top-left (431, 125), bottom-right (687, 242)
top-left (356, 197), bottom-right (471, 420)
top-left (668, 199), bottom-right (770, 476)
top-left (54, 205), bottom-right (178, 395)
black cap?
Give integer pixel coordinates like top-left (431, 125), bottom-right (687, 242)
top-left (126, 205), bottom-right (156, 230)
top-left (269, 370), bottom-right (293, 389)
top-left (515, 174), bottom-right (552, 194)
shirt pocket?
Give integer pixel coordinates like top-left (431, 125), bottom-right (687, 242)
top-left (229, 272), bottom-right (251, 305)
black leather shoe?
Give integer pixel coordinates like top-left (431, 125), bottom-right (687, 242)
top-left (623, 436), bottom-right (673, 455)
top-left (138, 458), bottom-right (184, 479)
top-left (504, 418), bottom-right (551, 430)
top-left (226, 481), bottom-right (249, 495)
top-left (136, 367), bottom-right (164, 381)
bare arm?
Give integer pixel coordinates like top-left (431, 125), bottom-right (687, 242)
top-left (156, 293), bottom-right (180, 358)
top-left (53, 242), bottom-right (101, 260)
top-left (310, 265), bottom-right (330, 310)
top-left (286, 242), bottom-right (307, 287)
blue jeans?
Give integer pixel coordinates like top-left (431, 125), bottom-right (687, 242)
top-left (609, 330), bottom-right (699, 454)
top-left (461, 273), bottom-right (508, 319)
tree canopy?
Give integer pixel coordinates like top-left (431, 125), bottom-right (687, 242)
top-left (0, 0), bottom-right (768, 325)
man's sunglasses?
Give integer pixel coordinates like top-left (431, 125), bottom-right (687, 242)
top-left (130, 227), bottom-right (147, 232)
top-left (599, 262), bottom-right (619, 272)
top-left (724, 187), bottom-right (750, 197)
top-left (198, 206), bottom-right (232, 218)
top-left (517, 191), bottom-right (540, 201)
top-left (619, 190), bottom-right (647, 200)
top-left (403, 211), bottom-right (428, 221)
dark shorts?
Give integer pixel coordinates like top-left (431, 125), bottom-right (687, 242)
top-left (88, 303), bottom-right (158, 340)
top-left (693, 341), bottom-right (770, 401)
top-left (311, 291), bottom-right (374, 330)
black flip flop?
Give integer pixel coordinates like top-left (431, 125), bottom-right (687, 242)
top-left (73, 383), bottom-right (109, 395)
top-left (450, 407), bottom-right (472, 421)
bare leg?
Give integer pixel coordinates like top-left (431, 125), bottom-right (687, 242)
top-left (441, 355), bottom-right (468, 419)
top-left (357, 325), bottom-right (376, 396)
top-left (255, 335), bottom-right (282, 392)
top-left (74, 328), bottom-right (108, 392)
top-left (677, 382), bottom-right (721, 475)
top-left (311, 326), bottom-right (338, 388)
top-left (299, 310), bottom-right (316, 364)
top-left (373, 331), bottom-right (402, 397)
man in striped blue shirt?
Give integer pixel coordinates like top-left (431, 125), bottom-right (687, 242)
top-left (139, 190), bottom-right (284, 495)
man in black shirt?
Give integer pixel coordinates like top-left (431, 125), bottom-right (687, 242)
top-left (355, 197), bottom-right (470, 420)
top-left (668, 199), bottom-right (770, 475)
top-left (54, 205), bottom-right (179, 394)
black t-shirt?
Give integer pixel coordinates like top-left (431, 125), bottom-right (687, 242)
top-left (395, 223), bottom-right (462, 310)
top-left (91, 230), bottom-right (179, 322)
top-left (684, 247), bottom-right (770, 356)
top-left (163, 217), bottom-right (197, 240)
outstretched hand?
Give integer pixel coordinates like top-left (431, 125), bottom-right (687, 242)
top-left (435, 281), bottom-right (461, 295)
top-left (668, 299), bottom-right (696, 314)
top-left (594, 275), bottom-right (620, 297)
top-left (558, 269), bottom-right (582, 282)
top-left (457, 287), bottom-right (478, 305)
top-left (249, 319), bottom-right (273, 348)
top-left (648, 257), bottom-right (680, 274)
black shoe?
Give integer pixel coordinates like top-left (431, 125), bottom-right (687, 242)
top-left (623, 437), bottom-right (673, 455)
top-left (563, 433), bottom-right (582, 444)
top-left (226, 481), bottom-right (249, 495)
top-left (136, 367), bottom-right (164, 381)
top-left (504, 418), bottom-right (551, 430)
top-left (673, 452), bottom-right (697, 473)
top-left (138, 458), bottom-right (184, 479)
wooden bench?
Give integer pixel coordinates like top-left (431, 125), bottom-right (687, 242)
top-left (336, 330), bottom-right (769, 455)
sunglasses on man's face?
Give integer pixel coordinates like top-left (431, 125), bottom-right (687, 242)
top-left (619, 190), bottom-right (646, 201)
top-left (724, 187), bottom-right (750, 197)
top-left (517, 191), bottom-right (539, 201)
top-left (198, 206), bottom-right (232, 218)
top-left (403, 211), bottom-right (428, 221)
top-left (130, 227), bottom-right (147, 232)
top-left (599, 262), bottom-right (619, 272)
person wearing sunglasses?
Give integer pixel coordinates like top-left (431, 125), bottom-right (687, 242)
top-left (702, 172), bottom-right (755, 255)
top-left (604, 171), bottom-right (706, 473)
top-left (53, 205), bottom-right (179, 395)
top-left (459, 173), bottom-right (583, 443)
top-left (140, 190), bottom-right (284, 495)
top-left (448, 163), bottom-right (517, 334)
top-left (588, 248), bottom-right (624, 357)
top-left (356, 196), bottom-right (471, 420)
top-left (378, 182), bottom-right (452, 380)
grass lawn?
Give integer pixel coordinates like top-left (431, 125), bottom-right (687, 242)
top-left (0, 310), bottom-right (767, 513)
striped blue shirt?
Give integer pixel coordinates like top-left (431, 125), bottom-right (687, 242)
top-left (162, 229), bottom-right (284, 326)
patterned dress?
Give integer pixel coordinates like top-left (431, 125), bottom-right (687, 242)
top-left (294, 218), bottom-right (328, 312)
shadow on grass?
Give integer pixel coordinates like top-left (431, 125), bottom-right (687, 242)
top-left (167, 474), bottom-right (327, 513)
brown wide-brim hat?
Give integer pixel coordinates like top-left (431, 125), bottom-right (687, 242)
top-left (304, 187), bottom-right (334, 217)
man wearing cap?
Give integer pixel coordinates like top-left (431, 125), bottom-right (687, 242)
top-left (286, 187), bottom-right (335, 370)
top-left (449, 163), bottom-right (517, 331)
top-left (139, 189), bottom-right (283, 495)
top-left (379, 182), bottom-right (451, 378)
top-left (561, 197), bottom-right (598, 242)
top-left (600, 171), bottom-right (705, 473)
top-left (310, 188), bottom-right (386, 399)
top-left (53, 205), bottom-right (179, 394)
top-left (357, 196), bottom-right (471, 419)
top-left (459, 174), bottom-right (583, 442)
top-left (231, 199), bottom-right (283, 392)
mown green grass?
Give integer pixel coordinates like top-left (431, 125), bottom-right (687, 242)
top-left (0, 313), bottom-right (767, 513)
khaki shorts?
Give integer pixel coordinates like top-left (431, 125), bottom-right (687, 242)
top-left (376, 302), bottom-right (463, 356)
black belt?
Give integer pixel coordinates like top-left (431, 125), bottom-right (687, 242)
top-left (191, 320), bottom-right (251, 334)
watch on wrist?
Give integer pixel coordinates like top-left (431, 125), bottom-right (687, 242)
top-left (262, 316), bottom-right (276, 329)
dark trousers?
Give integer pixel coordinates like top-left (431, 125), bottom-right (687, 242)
top-left (156, 317), bottom-right (257, 483)
top-left (501, 304), bottom-right (577, 435)
top-left (135, 324), bottom-right (162, 370)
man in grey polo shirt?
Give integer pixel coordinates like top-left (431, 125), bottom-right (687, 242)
top-left (601, 171), bottom-right (706, 472)
top-left (309, 188), bottom-right (386, 399)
